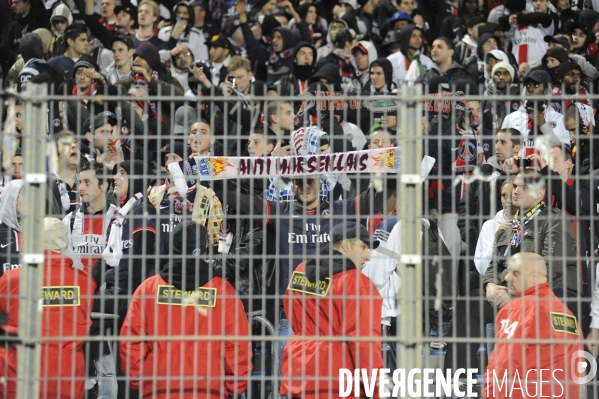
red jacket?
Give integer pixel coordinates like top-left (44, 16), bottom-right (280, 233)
top-left (0, 251), bottom-right (94, 399)
top-left (120, 274), bottom-right (252, 398)
top-left (484, 282), bottom-right (582, 399)
top-left (281, 257), bottom-right (384, 399)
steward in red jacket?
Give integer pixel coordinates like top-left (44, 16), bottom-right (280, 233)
top-left (0, 217), bottom-right (94, 399)
top-left (484, 252), bottom-right (583, 399)
top-left (281, 221), bottom-right (384, 399)
top-left (120, 221), bottom-right (252, 398)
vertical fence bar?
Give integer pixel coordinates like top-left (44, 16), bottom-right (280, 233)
top-left (398, 85), bottom-right (423, 394)
top-left (17, 83), bottom-right (47, 399)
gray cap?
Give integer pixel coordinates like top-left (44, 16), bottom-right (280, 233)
top-left (173, 105), bottom-right (198, 135)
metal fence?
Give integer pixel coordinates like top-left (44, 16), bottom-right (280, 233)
top-left (0, 82), bottom-right (598, 399)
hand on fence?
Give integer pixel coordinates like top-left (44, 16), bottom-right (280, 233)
top-left (586, 328), bottom-right (599, 357)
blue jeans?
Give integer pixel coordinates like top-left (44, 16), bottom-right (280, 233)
top-left (277, 319), bottom-right (294, 391)
top-left (429, 322), bottom-right (451, 339)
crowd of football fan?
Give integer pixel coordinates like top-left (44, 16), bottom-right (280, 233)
top-left (2, 0), bottom-right (599, 397)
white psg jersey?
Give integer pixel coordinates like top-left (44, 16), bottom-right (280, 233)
top-left (501, 105), bottom-right (569, 144)
top-left (512, 22), bottom-right (554, 65)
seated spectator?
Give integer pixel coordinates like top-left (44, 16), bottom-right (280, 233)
top-left (120, 221), bottom-right (252, 398)
top-left (387, 24), bottom-right (432, 86)
top-left (158, 1), bottom-right (208, 61)
top-left (0, 217), bottom-right (94, 398)
top-left (48, 24), bottom-right (90, 84)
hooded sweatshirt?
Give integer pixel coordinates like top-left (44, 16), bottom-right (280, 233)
top-left (308, 63), bottom-right (343, 92)
top-left (369, 57), bottom-right (394, 92)
top-left (315, 19), bottom-right (348, 62)
top-left (158, 1), bottom-right (208, 61)
top-left (352, 40), bottom-right (378, 88)
top-left (265, 27), bottom-right (299, 86)
top-left (387, 24), bottom-right (433, 85)
top-left (50, 3), bottom-right (73, 38)
top-left (0, 180), bottom-right (23, 278)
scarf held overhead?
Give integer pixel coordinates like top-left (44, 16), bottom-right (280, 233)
top-left (168, 148), bottom-right (401, 196)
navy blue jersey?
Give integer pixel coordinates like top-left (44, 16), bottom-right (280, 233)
top-left (265, 197), bottom-right (359, 295)
top-left (155, 182), bottom-right (198, 264)
top-left (105, 197), bottom-right (157, 292)
top-left (18, 59), bottom-right (54, 93)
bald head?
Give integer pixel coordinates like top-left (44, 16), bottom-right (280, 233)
top-left (505, 252), bottom-right (548, 296)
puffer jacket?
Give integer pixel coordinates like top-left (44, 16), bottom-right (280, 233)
top-left (483, 205), bottom-right (578, 293)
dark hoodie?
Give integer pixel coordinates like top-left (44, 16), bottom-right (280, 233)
top-left (309, 64), bottom-right (343, 92)
top-left (542, 47), bottom-right (569, 84)
top-left (292, 42), bottom-right (317, 81)
top-left (118, 161), bottom-right (148, 204)
top-left (476, 33), bottom-right (499, 60)
top-left (296, 3), bottom-right (323, 44)
top-left (159, 222), bottom-right (218, 291)
top-left (264, 26), bottom-right (299, 83)
top-left (17, 33), bottom-right (56, 93)
top-left (134, 42), bottom-right (163, 77)
top-left (305, 249), bottom-right (355, 282)
top-left (398, 24), bottom-right (420, 58)
top-left (368, 58), bottom-right (393, 92)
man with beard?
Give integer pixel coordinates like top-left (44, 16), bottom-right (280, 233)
top-left (387, 24), bottom-right (432, 86)
top-left (169, 45), bottom-right (196, 95)
top-left (207, 36), bottom-right (231, 88)
top-left (551, 61), bottom-right (591, 113)
top-left (275, 42), bottom-right (316, 95)
top-left (351, 41), bottom-right (378, 90)
top-left (483, 61), bottom-right (520, 131)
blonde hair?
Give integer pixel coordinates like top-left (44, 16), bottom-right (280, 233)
top-left (228, 56), bottom-right (252, 73)
top-left (139, 0), bottom-right (160, 19)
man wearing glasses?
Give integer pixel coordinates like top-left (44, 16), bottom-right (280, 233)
top-left (501, 69), bottom-right (569, 144)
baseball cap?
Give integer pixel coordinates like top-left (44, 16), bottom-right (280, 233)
top-left (206, 35), bottom-right (231, 50)
top-left (173, 105), bottom-right (198, 135)
top-left (114, 5), bottom-right (137, 17)
top-left (160, 142), bottom-right (187, 166)
top-left (108, 35), bottom-right (134, 50)
top-left (172, 221), bottom-right (208, 255)
top-left (351, 43), bottom-right (368, 55)
top-left (83, 111), bottom-right (118, 133)
top-left (73, 55), bottom-right (100, 74)
top-left (544, 34), bottom-right (570, 52)
top-left (330, 222), bottom-right (379, 249)
top-left (389, 11), bottom-right (412, 24)
top-left (190, 0), bottom-right (206, 9)
top-left (524, 69), bottom-right (552, 85)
